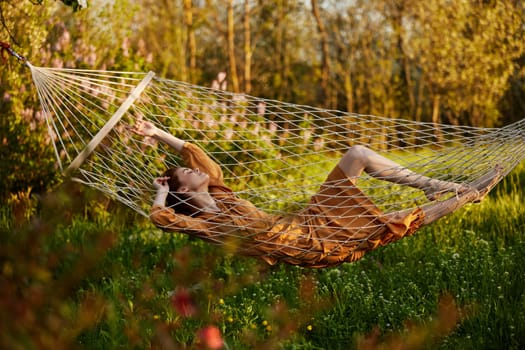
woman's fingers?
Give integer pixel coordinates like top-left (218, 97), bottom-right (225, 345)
top-left (153, 176), bottom-right (170, 188)
top-left (130, 120), bottom-right (152, 136)
top-left (130, 120), bottom-right (144, 135)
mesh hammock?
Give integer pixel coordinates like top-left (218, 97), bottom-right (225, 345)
top-left (28, 64), bottom-right (525, 267)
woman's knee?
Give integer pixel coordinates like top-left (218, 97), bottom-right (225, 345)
top-left (338, 145), bottom-right (368, 176)
top-left (343, 145), bottom-right (368, 161)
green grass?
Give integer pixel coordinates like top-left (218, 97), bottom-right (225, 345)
top-left (1, 166), bottom-right (524, 350)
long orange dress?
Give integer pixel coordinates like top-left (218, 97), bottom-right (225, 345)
top-left (150, 143), bottom-right (425, 268)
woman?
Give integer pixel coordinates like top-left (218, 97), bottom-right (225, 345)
top-left (132, 120), bottom-right (499, 268)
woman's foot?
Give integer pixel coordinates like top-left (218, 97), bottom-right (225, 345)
top-left (423, 180), bottom-right (470, 201)
top-left (423, 165), bottom-right (503, 202)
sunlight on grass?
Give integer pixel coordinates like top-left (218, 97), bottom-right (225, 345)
top-left (1, 165), bottom-right (524, 349)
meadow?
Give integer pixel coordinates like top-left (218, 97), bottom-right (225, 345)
top-left (1, 164), bottom-right (524, 350)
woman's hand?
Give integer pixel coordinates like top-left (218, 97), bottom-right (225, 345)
top-left (152, 176), bottom-right (170, 207)
top-left (131, 118), bottom-right (186, 152)
top-left (132, 120), bottom-right (158, 137)
top-left (153, 176), bottom-right (170, 193)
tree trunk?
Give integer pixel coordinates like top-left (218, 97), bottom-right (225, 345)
top-left (183, 0), bottom-right (196, 83)
top-left (227, 0), bottom-right (240, 92)
top-left (331, 14), bottom-right (353, 113)
top-left (390, 2), bottom-right (416, 119)
top-left (311, 0), bottom-right (332, 107)
top-left (243, 0), bottom-right (252, 94)
top-left (344, 72), bottom-right (353, 114)
top-left (273, 0), bottom-right (287, 101)
top-left (431, 94), bottom-right (443, 143)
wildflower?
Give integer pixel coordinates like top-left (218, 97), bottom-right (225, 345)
top-left (268, 121), bottom-right (278, 134)
top-left (198, 325), bottom-right (223, 349)
top-left (314, 137), bottom-right (324, 151)
top-left (306, 325), bottom-right (313, 331)
top-left (257, 102), bottom-right (266, 116)
top-left (224, 128), bottom-right (234, 140)
top-left (261, 320), bottom-right (268, 326)
top-left (170, 288), bottom-right (197, 318)
top-left (227, 316), bottom-right (234, 323)
top-left (218, 298), bottom-right (225, 305)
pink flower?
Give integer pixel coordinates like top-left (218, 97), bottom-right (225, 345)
top-left (257, 102), bottom-right (266, 116)
top-left (198, 325), bottom-right (223, 349)
top-left (170, 288), bottom-right (197, 318)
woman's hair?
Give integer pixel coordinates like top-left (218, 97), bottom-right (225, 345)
top-left (162, 167), bottom-right (200, 216)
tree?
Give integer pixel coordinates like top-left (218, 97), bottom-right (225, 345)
top-left (409, 0), bottom-right (525, 129)
top-left (243, 0), bottom-right (252, 94)
top-left (311, 0), bottom-right (334, 108)
top-left (183, 0), bottom-right (197, 83)
top-left (136, 0), bottom-right (188, 80)
top-left (250, 0), bottom-right (316, 103)
top-left (226, 0), bottom-right (240, 92)
top-left (0, 2), bottom-right (59, 200)
top-left (1, 0), bottom-right (87, 40)
top-left (0, 0), bottom-right (151, 199)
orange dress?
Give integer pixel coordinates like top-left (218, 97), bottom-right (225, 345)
top-left (150, 143), bottom-right (425, 268)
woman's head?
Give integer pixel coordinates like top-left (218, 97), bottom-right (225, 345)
top-left (161, 167), bottom-right (210, 216)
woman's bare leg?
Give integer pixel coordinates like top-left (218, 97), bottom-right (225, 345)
top-left (338, 145), bottom-right (469, 200)
top-left (383, 165), bottom-right (503, 225)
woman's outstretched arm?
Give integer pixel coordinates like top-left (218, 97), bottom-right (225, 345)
top-left (132, 119), bottom-right (227, 188)
top-left (132, 120), bottom-right (185, 152)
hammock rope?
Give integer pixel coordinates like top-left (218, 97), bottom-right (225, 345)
top-left (26, 63), bottom-right (525, 267)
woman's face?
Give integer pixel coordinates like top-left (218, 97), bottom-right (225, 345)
top-left (174, 167), bottom-right (209, 192)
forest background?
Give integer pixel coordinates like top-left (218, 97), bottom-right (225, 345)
top-left (1, 0), bottom-right (525, 198)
